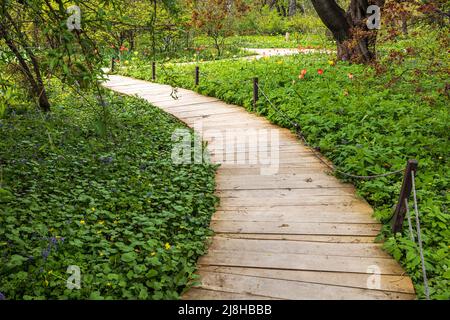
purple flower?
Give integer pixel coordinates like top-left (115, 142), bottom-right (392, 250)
top-left (0, 292), bottom-right (5, 300)
top-left (99, 156), bottom-right (114, 164)
top-left (42, 245), bottom-right (51, 260)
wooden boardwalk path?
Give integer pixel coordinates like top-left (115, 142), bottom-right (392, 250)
top-left (104, 75), bottom-right (415, 300)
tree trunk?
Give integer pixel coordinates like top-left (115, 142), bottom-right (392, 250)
top-left (401, 16), bottom-right (408, 35)
top-left (0, 23), bottom-right (51, 112)
top-left (311, 0), bottom-right (384, 63)
top-left (288, 0), bottom-right (297, 16)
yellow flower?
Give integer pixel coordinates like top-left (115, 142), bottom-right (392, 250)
top-left (277, 60), bottom-right (283, 65)
top-left (80, 220), bottom-right (85, 225)
top-left (124, 60), bottom-right (129, 65)
top-left (150, 252), bottom-right (156, 256)
top-left (328, 60), bottom-right (335, 66)
top-left (98, 220), bottom-right (105, 225)
top-left (164, 243), bottom-right (171, 250)
top-left (91, 208), bottom-right (96, 212)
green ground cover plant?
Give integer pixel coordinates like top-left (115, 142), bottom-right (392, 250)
top-left (121, 28), bottom-right (450, 299)
top-left (0, 84), bottom-right (218, 299)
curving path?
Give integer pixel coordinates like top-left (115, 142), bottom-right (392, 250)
top-left (103, 74), bottom-right (415, 300)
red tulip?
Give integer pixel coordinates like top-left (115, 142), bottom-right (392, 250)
top-left (317, 69), bottom-right (324, 75)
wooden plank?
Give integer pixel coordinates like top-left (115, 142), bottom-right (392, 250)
top-left (216, 188), bottom-right (356, 198)
top-left (182, 287), bottom-right (279, 300)
top-left (216, 203), bottom-right (374, 214)
top-left (198, 266), bottom-right (415, 294)
top-left (196, 271), bottom-right (414, 300)
top-left (160, 102), bottom-right (238, 113)
top-left (216, 166), bottom-right (332, 175)
top-left (208, 237), bottom-right (389, 258)
top-left (171, 108), bottom-right (243, 118)
top-left (216, 175), bottom-right (351, 190)
top-left (219, 233), bottom-right (377, 243)
top-left (198, 250), bottom-right (403, 275)
top-left (217, 163), bottom-right (328, 170)
top-left (217, 196), bottom-right (372, 208)
top-left (212, 210), bottom-right (377, 223)
top-left (213, 204), bottom-right (374, 215)
top-left (210, 220), bottom-right (381, 236)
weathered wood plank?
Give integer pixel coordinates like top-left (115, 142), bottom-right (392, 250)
top-left (198, 250), bottom-right (403, 275)
top-left (196, 271), bottom-right (414, 300)
top-left (210, 220), bottom-right (381, 236)
top-left (212, 210), bottom-right (376, 223)
top-left (208, 237), bottom-right (390, 258)
top-left (219, 233), bottom-right (377, 243)
top-left (182, 287), bottom-right (279, 300)
top-left (198, 266), bottom-right (415, 294)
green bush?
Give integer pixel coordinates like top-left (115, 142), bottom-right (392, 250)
top-left (0, 85), bottom-right (218, 299)
top-left (286, 14), bottom-right (327, 35)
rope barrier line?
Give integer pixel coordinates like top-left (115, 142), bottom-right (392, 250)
top-left (411, 171), bottom-right (430, 300)
top-left (404, 198), bottom-right (416, 243)
top-left (256, 82), bottom-right (404, 180)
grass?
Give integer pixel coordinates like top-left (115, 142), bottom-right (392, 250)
top-left (0, 84), bottom-right (218, 299)
top-left (120, 28), bottom-right (450, 299)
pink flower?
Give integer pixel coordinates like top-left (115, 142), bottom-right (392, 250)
top-left (348, 73), bottom-right (354, 79)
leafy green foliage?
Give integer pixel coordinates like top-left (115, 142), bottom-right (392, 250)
top-left (0, 85), bottom-right (218, 299)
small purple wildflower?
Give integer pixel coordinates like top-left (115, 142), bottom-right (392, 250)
top-left (0, 292), bottom-right (5, 300)
top-left (99, 156), bottom-right (114, 164)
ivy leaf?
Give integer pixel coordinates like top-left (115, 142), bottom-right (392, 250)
top-left (121, 252), bottom-right (137, 263)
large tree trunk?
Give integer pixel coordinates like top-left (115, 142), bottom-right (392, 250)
top-left (288, 0), bottom-right (297, 16)
top-left (0, 23), bottom-right (51, 112)
top-left (311, 0), bottom-right (384, 63)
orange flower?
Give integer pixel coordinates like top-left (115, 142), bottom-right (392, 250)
top-left (348, 73), bottom-right (354, 79)
top-left (119, 45), bottom-right (128, 52)
top-left (298, 69), bottom-right (307, 79)
top-left (317, 69), bottom-right (324, 75)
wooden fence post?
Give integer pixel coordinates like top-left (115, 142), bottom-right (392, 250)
top-left (152, 61), bottom-right (156, 81)
top-left (391, 159), bottom-right (419, 233)
top-left (253, 77), bottom-right (259, 110)
top-left (195, 66), bottom-right (199, 86)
